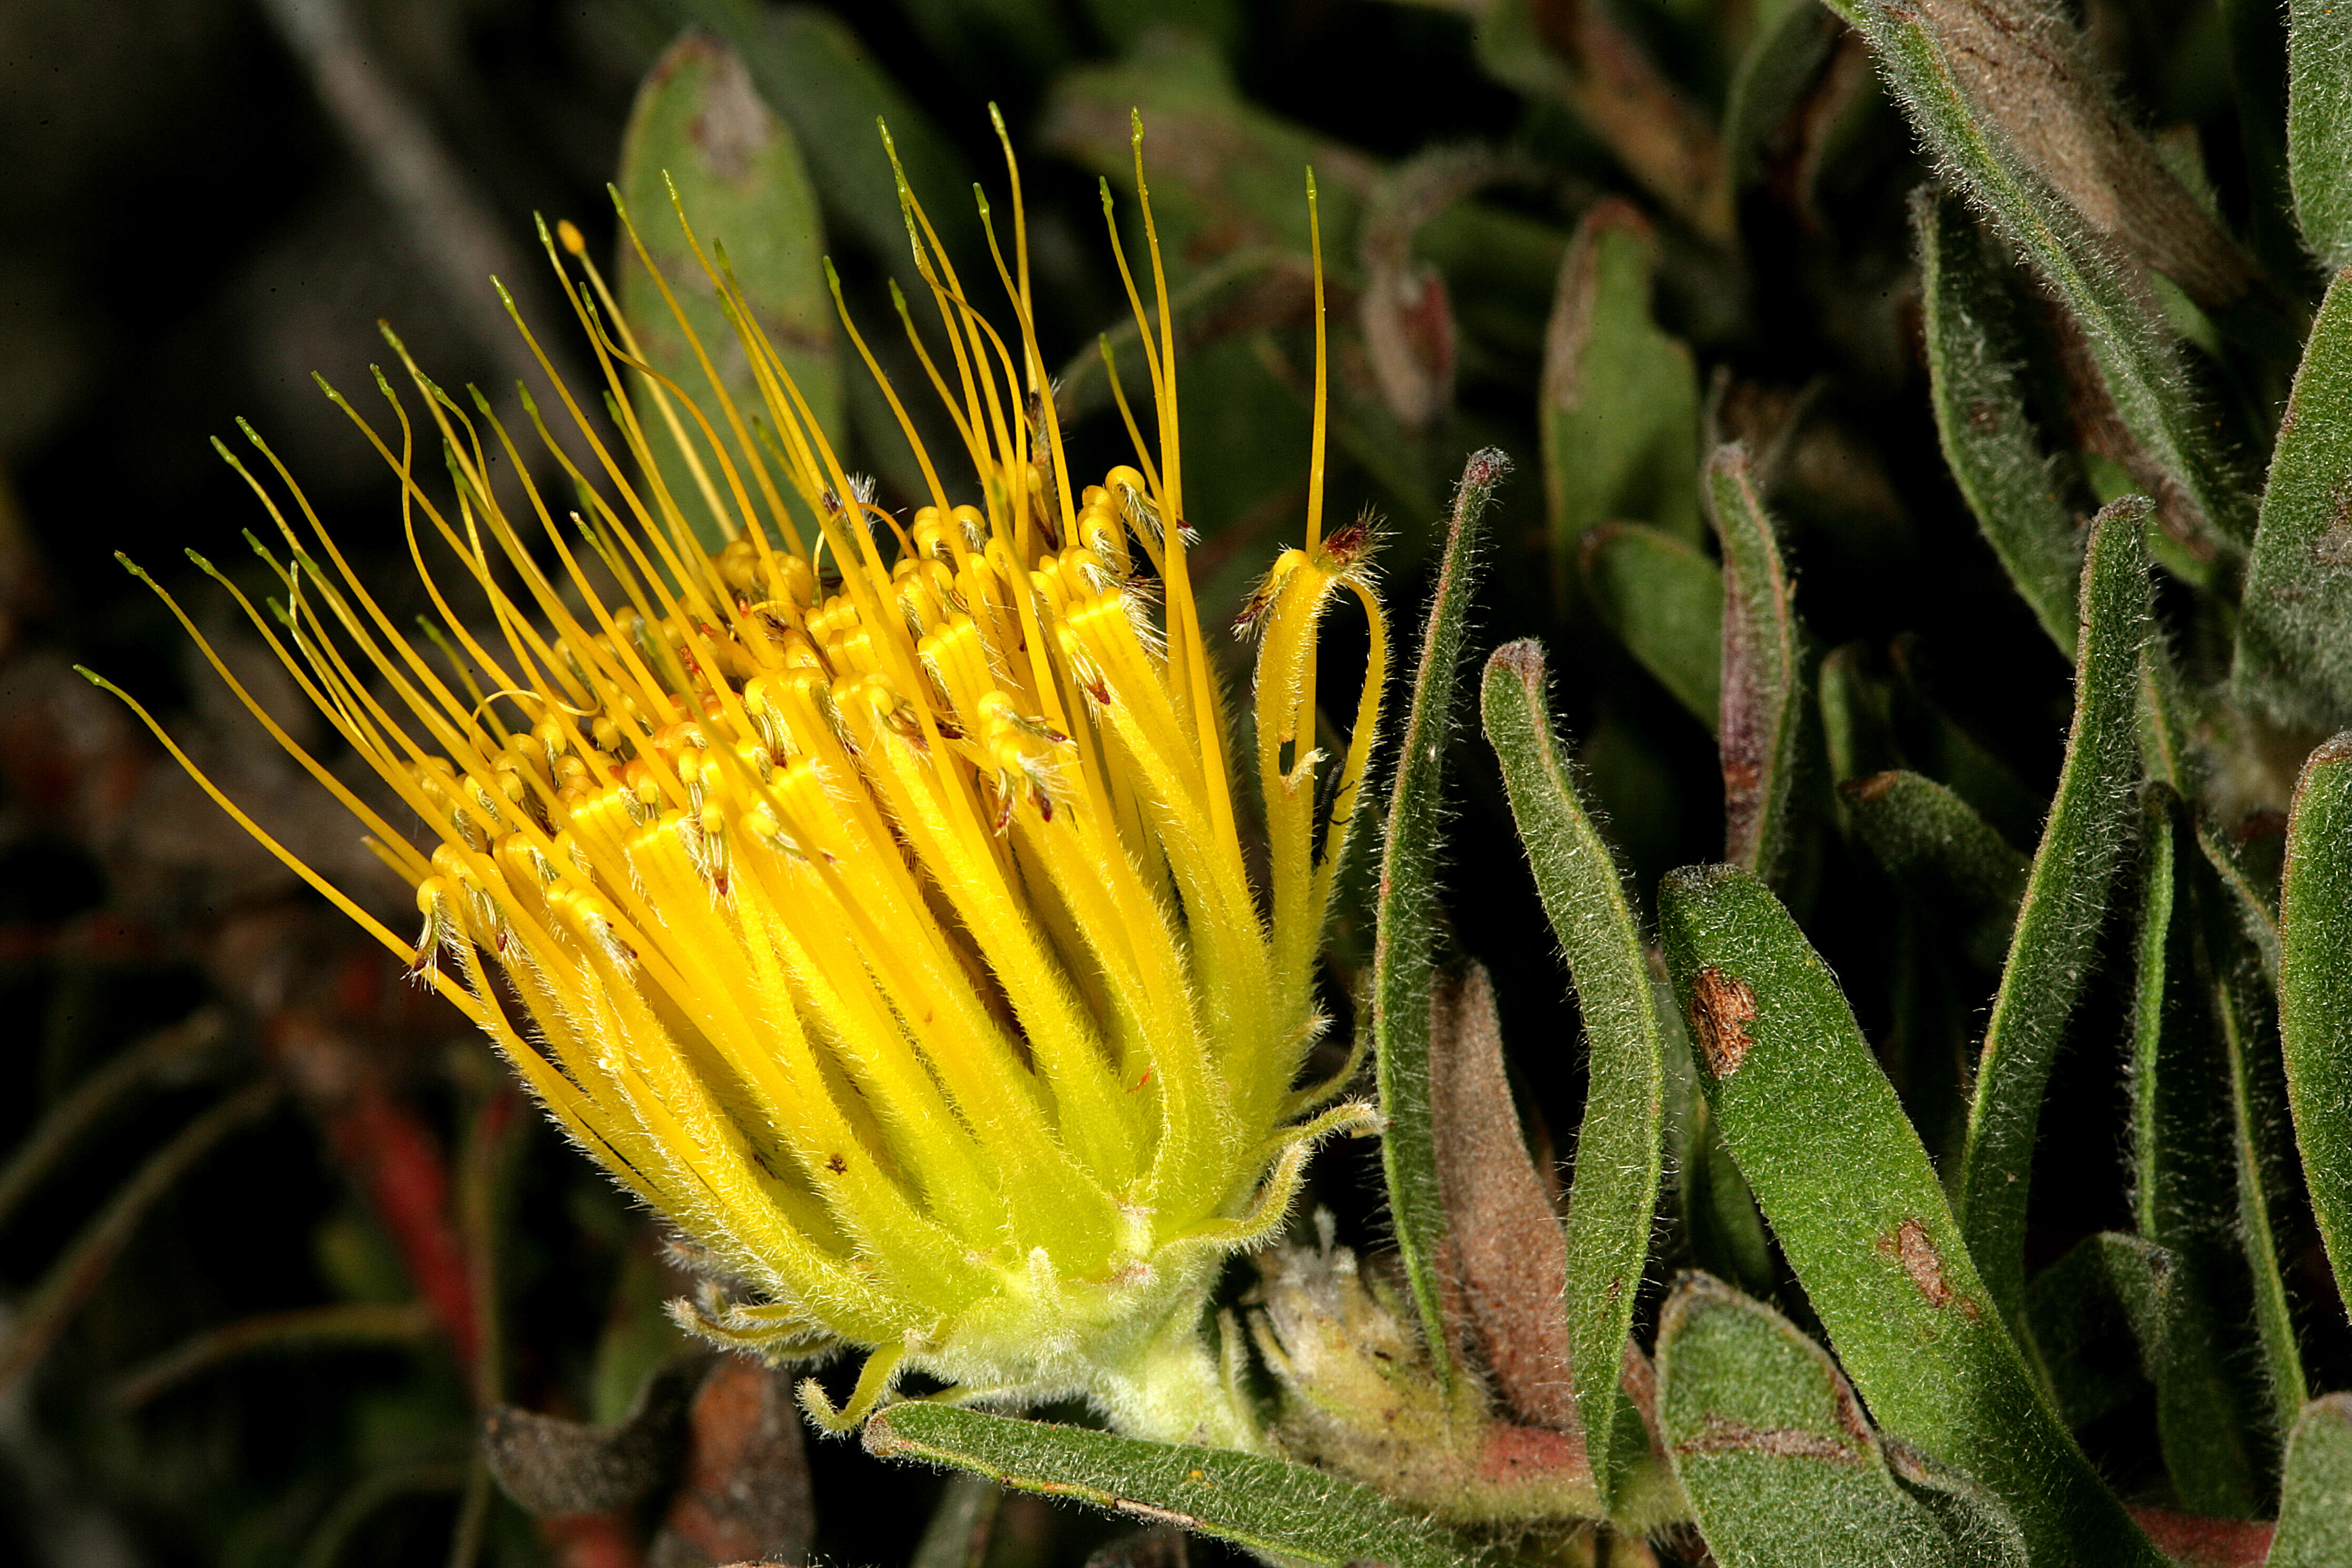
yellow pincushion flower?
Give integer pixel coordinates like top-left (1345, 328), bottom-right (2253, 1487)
top-left (93, 127), bottom-right (1384, 1448)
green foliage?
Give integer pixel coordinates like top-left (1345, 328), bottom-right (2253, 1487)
top-left (2273, 1397), bottom-right (2352, 1565)
top-left (1913, 188), bottom-right (2084, 657)
top-left (1657, 863), bottom-right (2164, 1567)
top-left (1371, 451), bottom-right (1511, 1388)
top-left (615, 30), bottom-right (840, 557)
top-left (2288, 0), bottom-right (2352, 266)
top-left (2282, 736), bottom-right (2352, 1314)
top-left (862, 1404), bottom-right (1485, 1568)
top-left (1957, 501), bottom-right (2153, 1324)
top-left (2126, 795), bottom-right (2267, 1514)
top-left (2238, 268), bottom-right (2352, 729)
top-left (1841, 768), bottom-right (2030, 973)
top-left (1581, 522), bottom-right (1722, 732)
top-left (1479, 639), bottom-right (1666, 1508)
top-left (1858, 0), bottom-right (2256, 553)
top-left (1657, 1273), bottom-right (2025, 1566)
top-left (1542, 201), bottom-right (1703, 603)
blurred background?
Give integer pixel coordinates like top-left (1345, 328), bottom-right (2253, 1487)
top-left (0, 0), bottom-right (2282, 1560)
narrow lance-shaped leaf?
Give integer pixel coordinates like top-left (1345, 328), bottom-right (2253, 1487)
top-left (2023, 1232), bottom-right (2168, 1432)
top-left (2288, 0), bottom-right (2352, 267)
top-left (2207, 901), bottom-right (2310, 1441)
top-left (1706, 445), bottom-right (1805, 885)
top-left (1840, 769), bottom-right (2030, 974)
top-left (1481, 640), bottom-right (1667, 1508)
top-left (1373, 450), bottom-right (1511, 1385)
top-left (1659, 864), bottom-right (2166, 1568)
top-left (2236, 268), bottom-right (2352, 730)
top-left (1859, 1), bottom-right (2255, 552)
top-left (1657, 1274), bottom-right (2025, 1568)
top-left (1581, 522), bottom-right (1722, 733)
top-left (615, 31), bottom-right (840, 558)
top-left (1912, 188), bottom-right (2084, 657)
top-left (1543, 201), bottom-right (1702, 610)
top-left (1957, 499), bottom-right (2152, 1325)
top-left (679, 0), bottom-right (975, 281)
top-left (2271, 1396), bottom-right (2352, 1567)
top-left (2126, 790), bottom-right (2263, 1516)
top-left (863, 1404), bottom-right (1484, 1568)
top-left (2282, 734), bottom-right (2352, 1312)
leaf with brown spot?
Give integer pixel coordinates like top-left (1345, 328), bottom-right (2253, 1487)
top-left (1661, 863), bottom-right (2167, 1566)
top-left (1688, 968), bottom-right (1757, 1079)
top-left (1657, 1274), bottom-right (2024, 1566)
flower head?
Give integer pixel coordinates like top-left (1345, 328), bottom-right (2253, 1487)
top-left (96, 125), bottom-right (1383, 1444)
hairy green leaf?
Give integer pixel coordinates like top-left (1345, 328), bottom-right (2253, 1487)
top-left (1480, 639), bottom-right (1667, 1506)
top-left (863, 1404), bottom-right (1484, 1568)
top-left (2204, 868), bottom-right (2313, 1440)
top-left (1658, 1274), bottom-right (2024, 1567)
top-left (1543, 200), bottom-right (1702, 607)
top-left (1958, 500), bottom-right (2153, 1324)
top-left (2237, 268), bottom-right (2352, 730)
top-left (1841, 769), bottom-right (2030, 973)
top-left (617, 30), bottom-right (839, 558)
top-left (2126, 793), bottom-right (2264, 1515)
top-left (2283, 734), bottom-right (2352, 1314)
top-left (2288, 0), bottom-right (2352, 267)
top-left (1705, 445), bottom-right (1806, 885)
top-left (2024, 1232), bottom-right (2166, 1432)
top-left (682, 0), bottom-right (974, 280)
top-left (1658, 864), bottom-right (2164, 1567)
top-left (1581, 522), bottom-right (1722, 732)
top-left (1913, 188), bottom-right (2084, 656)
top-left (1373, 450), bottom-right (1511, 1384)
top-left (2272, 1395), bottom-right (2352, 1566)
top-left (1860, 3), bottom-right (2254, 553)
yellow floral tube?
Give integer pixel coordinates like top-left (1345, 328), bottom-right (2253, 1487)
top-left (89, 123), bottom-right (1386, 1450)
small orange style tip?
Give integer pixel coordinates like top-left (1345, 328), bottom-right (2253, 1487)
top-left (556, 219), bottom-right (587, 256)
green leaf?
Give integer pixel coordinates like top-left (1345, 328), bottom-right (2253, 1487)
top-left (680, 0), bottom-right (975, 279)
top-left (2023, 1232), bottom-right (2167, 1433)
top-left (1657, 864), bottom-right (2165, 1568)
top-left (2205, 870), bottom-right (2312, 1440)
top-left (1581, 522), bottom-right (1723, 732)
top-left (1705, 446), bottom-right (1806, 885)
top-left (1840, 769), bottom-right (2030, 974)
top-left (2126, 792), bottom-right (2265, 1515)
top-left (2272, 1395), bottom-right (2352, 1567)
top-left (2236, 267), bottom-right (2352, 731)
top-left (1480, 639), bottom-right (1668, 1508)
top-left (2289, 0), bottom-right (2352, 267)
top-left (1372, 450), bottom-right (1512, 1384)
top-left (1859, 5), bottom-right (2255, 554)
top-left (1543, 200), bottom-right (1703, 608)
top-left (1723, 0), bottom-right (1848, 198)
top-left (615, 31), bottom-right (840, 559)
top-left (1912, 188), bottom-right (2084, 658)
top-left (2282, 733), bottom-right (2352, 1313)
top-left (1657, 1274), bottom-right (2024, 1568)
top-left (1957, 499), bottom-right (2153, 1326)
top-left (862, 1404), bottom-right (1485, 1568)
